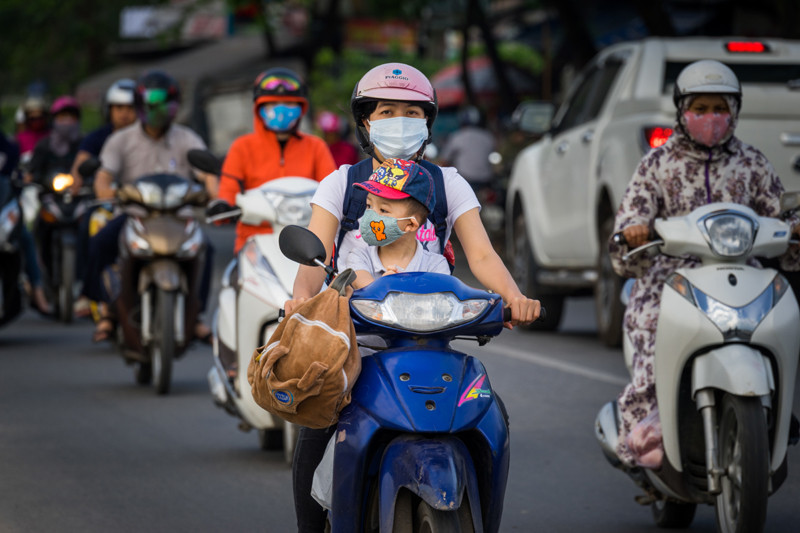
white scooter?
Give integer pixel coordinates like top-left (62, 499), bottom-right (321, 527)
top-left (595, 201), bottom-right (800, 533)
top-left (190, 150), bottom-right (318, 464)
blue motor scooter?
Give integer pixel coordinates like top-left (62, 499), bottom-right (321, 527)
top-left (280, 225), bottom-right (527, 533)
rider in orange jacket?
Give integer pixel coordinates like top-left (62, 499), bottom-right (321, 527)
top-left (215, 67), bottom-right (336, 253)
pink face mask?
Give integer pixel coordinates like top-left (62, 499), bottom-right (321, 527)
top-left (682, 111), bottom-right (731, 147)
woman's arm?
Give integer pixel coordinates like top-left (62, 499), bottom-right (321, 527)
top-left (286, 205), bottom-right (340, 315)
top-left (454, 207), bottom-right (540, 326)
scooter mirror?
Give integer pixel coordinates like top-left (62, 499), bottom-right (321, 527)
top-left (77, 157), bottom-right (101, 179)
top-left (279, 225), bottom-right (327, 268)
top-left (780, 191), bottom-right (800, 215)
top-left (187, 149), bottom-right (222, 175)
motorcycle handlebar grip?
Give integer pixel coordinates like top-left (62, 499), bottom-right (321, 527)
top-left (503, 306), bottom-right (547, 323)
top-left (612, 232), bottom-right (627, 246)
top-left (278, 309), bottom-right (285, 319)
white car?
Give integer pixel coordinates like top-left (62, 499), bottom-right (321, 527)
top-left (505, 37), bottom-right (800, 344)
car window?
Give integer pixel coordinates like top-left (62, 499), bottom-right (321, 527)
top-left (552, 60), bottom-right (623, 135)
top-left (663, 62), bottom-right (800, 93)
top-left (583, 60), bottom-right (624, 122)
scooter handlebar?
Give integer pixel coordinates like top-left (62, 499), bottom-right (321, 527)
top-left (502, 305), bottom-right (547, 323)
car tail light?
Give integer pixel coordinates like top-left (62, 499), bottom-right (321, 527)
top-left (642, 126), bottom-right (673, 151)
top-left (725, 41), bottom-right (769, 53)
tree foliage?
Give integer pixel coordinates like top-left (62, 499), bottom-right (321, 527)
top-left (0, 0), bottom-right (157, 96)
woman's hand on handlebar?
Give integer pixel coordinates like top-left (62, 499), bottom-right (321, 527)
top-left (622, 224), bottom-right (650, 248)
top-left (504, 296), bottom-right (541, 330)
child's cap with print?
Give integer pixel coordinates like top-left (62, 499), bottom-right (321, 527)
top-left (354, 158), bottom-right (435, 213)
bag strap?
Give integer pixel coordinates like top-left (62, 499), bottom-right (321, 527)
top-left (417, 159), bottom-right (448, 255)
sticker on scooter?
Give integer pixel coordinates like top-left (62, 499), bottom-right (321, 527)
top-left (273, 389), bottom-right (294, 405)
top-left (458, 374), bottom-right (491, 406)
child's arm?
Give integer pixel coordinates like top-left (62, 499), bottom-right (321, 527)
top-left (352, 269), bottom-right (375, 289)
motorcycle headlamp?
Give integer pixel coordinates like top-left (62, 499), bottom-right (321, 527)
top-left (52, 173), bottom-right (74, 193)
top-left (700, 212), bottom-right (756, 258)
top-left (136, 182), bottom-right (163, 208)
top-left (125, 217), bottom-right (153, 257)
top-left (666, 272), bottom-right (789, 340)
top-left (242, 240), bottom-right (278, 283)
top-left (165, 182), bottom-right (189, 209)
top-left (351, 292), bottom-right (490, 332)
top-left (263, 191), bottom-right (314, 227)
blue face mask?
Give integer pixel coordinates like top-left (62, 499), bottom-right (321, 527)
top-left (259, 103), bottom-right (302, 132)
top-left (359, 209), bottom-right (414, 247)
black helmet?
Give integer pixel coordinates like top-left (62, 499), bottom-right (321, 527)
top-left (252, 67), bottom-right (308, 103)
top-left (134, 70), bottom-right (181, 109)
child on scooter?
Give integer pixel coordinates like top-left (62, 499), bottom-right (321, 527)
top-left (347, 158), bottom-right (450, 287)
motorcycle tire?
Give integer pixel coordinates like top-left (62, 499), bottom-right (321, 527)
top-left (651, 499), bottom-right (696, 528)
top-left (714, 394), bottom-right (769, 533)
top-left (135, 362), bottom-right (152, 385)
top-left (511, 212), bottom-right (564, 331)
top-left (151, 289), bottom-right (176, 395)
top-left (57, 245), bottom-right (76, 324)
top-left (594, 217), bottom-right (624, 347)
top-left (414, 500), bottom-right (467, 533)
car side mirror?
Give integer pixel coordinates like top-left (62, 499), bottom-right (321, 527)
top-left (511, 101), bottom-right (555, 136)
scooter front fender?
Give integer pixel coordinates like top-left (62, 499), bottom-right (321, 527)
top-left (378, 435), bottom-right (482, 533)
top-left (138, 259), bottom-right (184, 292)
top-left (691, 345), bottom-right (774, 399)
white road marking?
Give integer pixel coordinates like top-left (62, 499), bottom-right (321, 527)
top-left (489, 344), bottom-right (629, 386)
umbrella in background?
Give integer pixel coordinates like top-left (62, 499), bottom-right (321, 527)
top-left (432, 56), bottom-right (539, 108)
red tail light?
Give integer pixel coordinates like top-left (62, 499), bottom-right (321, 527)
top-left (643, 126), bottom-right (673, 150)
top-left (725, 41), bottom-right (769, 53)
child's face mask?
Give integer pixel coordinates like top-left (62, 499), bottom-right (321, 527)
top-left (682, 111), bottom-right (731, 147)
top-left (359, 209), bottom-right (414, 246)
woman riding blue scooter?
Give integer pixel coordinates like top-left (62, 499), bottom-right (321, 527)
top-left (285, 62), bottom-right (541, 532)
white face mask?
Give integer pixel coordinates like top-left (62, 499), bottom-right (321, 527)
top-left (368, 116), bottom-right (428, 160)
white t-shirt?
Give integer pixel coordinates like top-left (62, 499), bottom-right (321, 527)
top-left (312, 164), bottom-right (480, 272)
top-left (347, 240), bottom-right (451, 280)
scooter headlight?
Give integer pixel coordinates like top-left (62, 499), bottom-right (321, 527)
top-left (136, 182), bottom-right (163, 209)
top-left (124, 217), bottom-right (153, 257)
top-left (51, 173), bottom-right (74, 193)
top-left (165, 182), bottom-right (189, 209)
top-left (264, 191), bottom-right (314, 227)
top-left (177, 220), bottom-right (204, 258)
top-left (700, 212), bottom-right (755, 258)
top-left (351, 292), bottom-right (490, 332)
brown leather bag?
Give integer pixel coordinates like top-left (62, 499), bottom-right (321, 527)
top-left (247, 270), bottom-right (360, 429)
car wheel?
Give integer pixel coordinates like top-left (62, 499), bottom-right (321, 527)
top-left (595, 217), bottom-right (624, 347)
top-left (512, 212), bottom-right (563, 331)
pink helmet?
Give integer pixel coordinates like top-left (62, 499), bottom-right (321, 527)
top-left (50, 95), bottom-right (81, 117)
top-left (350, 63), bottom-right (438, 158)
top-left (317, 111), bottom-right (342, 134)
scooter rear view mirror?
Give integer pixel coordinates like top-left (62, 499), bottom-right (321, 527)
top-left (279, 225), bottom-right (332, 275)
top-left (779, 191), bottom-right (800, 217)
top-left (187, 149), bottom-right (222, 175)
top-left (77, 157), bottom-right (101, 179)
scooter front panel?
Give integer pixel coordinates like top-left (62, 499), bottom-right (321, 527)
top-left (354, 348), bottom-right (494, 433)
top-left (751, 290), bottom-right (800, 471)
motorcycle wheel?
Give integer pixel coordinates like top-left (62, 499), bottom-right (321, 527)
top-left (57, 245), bottom-right (76, 323)
top-left (414, 500), bottom-right (465, 533)
top-left (151, 289), bottom-right (176, 395)
top-left (511, 212), bottom-right (563, 330)
top-left (652, 499), bottom-right (696, 529)
top-left (594, 217), bottom-right (623, 347)
top-left (714, 394), bottom-right (769, 533)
